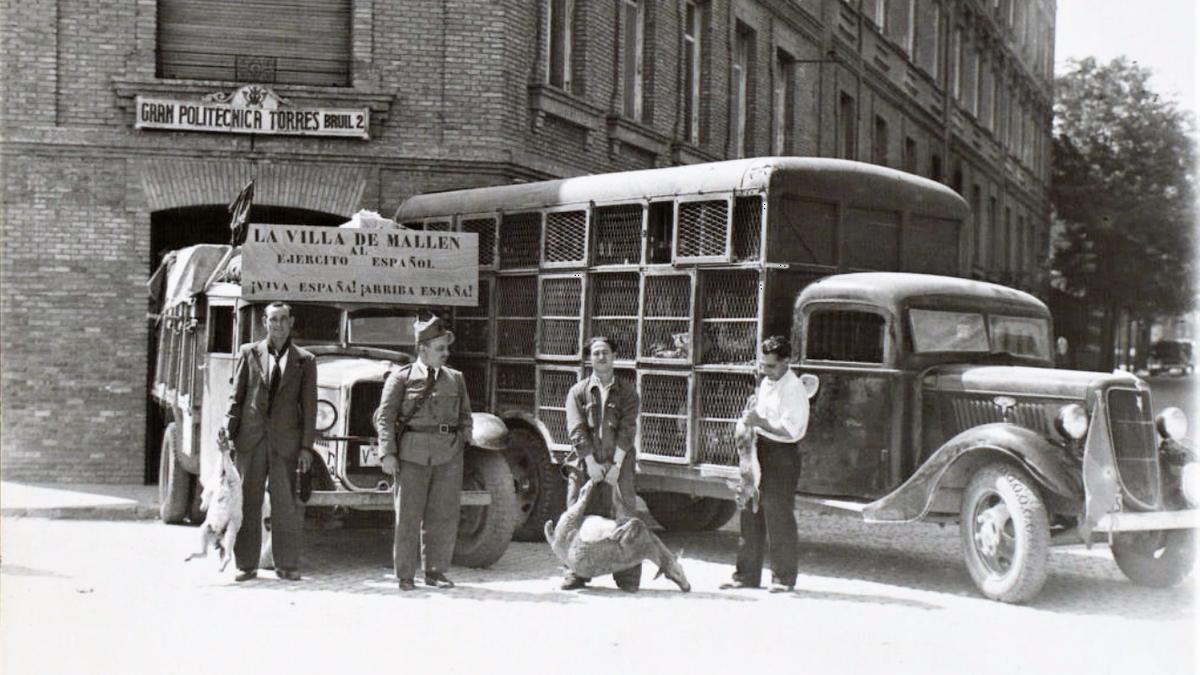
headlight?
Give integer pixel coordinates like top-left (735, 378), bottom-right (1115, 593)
top-left (1156, 407), bottom-right (1188, 440)
top-left (316, 399), bottom-right (338, 432)
top-left (1055, 404), bottom-right (1089, 440)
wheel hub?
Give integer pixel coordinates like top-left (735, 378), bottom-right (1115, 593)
top-left (974, 499), bottom-right (1012, 570)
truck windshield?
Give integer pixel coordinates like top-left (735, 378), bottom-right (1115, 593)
top-left (347, 309), bottom-right (417, 348)
top-left (910, 309), bottom-right (1050, 359)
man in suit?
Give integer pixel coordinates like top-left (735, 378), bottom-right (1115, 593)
top-left (374, 315), bottom-right (473, 592)
top-left (225, 301), bottom-right (317, 582)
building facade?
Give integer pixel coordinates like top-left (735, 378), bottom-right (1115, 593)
top-left (0, 0), bottom-right (1055, 483)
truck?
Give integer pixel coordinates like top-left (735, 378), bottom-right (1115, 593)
top-left (150, 221), bottom-right (518, 568)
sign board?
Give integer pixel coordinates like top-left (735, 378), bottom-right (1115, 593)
top-left (134, 85), bottom-right (369, 139)
top-left (241, 224), bottom-right (479, 307)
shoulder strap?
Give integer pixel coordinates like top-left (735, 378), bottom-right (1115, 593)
top-left (393, 364), bottom-right (434, 431)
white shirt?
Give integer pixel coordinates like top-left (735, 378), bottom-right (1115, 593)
top-left (410, 359), bottom-right (441, 383)
top-left (753, 368), bottom-right (809, 444)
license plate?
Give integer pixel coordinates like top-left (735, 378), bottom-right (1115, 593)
top-left (359, 444), bottom-right (382, 467)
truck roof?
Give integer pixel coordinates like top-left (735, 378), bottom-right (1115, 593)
top-left (797, 272), bottom-right (1050, 318)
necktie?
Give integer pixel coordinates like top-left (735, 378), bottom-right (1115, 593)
top-left (268, 352), bottom-right (282, 412)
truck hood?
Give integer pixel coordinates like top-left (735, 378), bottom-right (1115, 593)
top-left (925, 364), bottom-right (1143, 399)
top-left (316, 357), bottom-right (394, 388)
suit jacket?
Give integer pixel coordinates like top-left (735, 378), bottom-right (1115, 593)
top-left (374, 361), bottom-right (473, 466)
top-left (565, 376), bottom-right (638, 464)
top-left (225, 339), bottom-right (317, 459)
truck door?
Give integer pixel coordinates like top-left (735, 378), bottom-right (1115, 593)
top-left (198, 301), bottom-right (238, 488)
top-left (795, 305), bottom-right (896, 499)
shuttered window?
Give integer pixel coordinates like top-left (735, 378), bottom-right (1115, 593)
top-left (157, 0), bottom-right (352, 87)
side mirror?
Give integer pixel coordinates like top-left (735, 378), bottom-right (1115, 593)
top-left (800, 373), bottom-right (819, 399)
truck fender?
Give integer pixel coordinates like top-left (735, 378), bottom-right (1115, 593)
top-left (863, 423), bottom-right (1082, 523)
top-left (497, 411), bottom-right (558, 462)
top-left (468, 412), bottom-right (510, 451)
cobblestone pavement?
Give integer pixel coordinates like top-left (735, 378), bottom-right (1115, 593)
top-left (1, 512), bottom-right (1195, 675)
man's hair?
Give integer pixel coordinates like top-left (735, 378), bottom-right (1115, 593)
top-left (584, 335), bottom-right (617, 356)
top-left (264, 301), bottom-right (292, 317)
top-left (761, 335), bottom-right (791, 360)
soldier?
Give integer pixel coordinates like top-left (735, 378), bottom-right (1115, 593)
top-left (374, 315), bottom-right (473, 592)
top-left (561, 335), bottom-right (642, 591)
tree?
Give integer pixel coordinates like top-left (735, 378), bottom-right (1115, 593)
top-left (1050, 57), bottom-right (1197, 370)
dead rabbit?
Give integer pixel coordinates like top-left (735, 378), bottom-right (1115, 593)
top-left (185, 429), bottom-right (244, 571)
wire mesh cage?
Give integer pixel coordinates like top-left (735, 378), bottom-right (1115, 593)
top-left (496, 275), bottom-right (537, 358)
top-left (589, 272), bottom-right (640, 361)
top-left (452, 277), bottom-right (491, 355)
top-left (732, 195), bottom-right (763, 261)
top-left (499, 212), bottom-right (541, 269)
top-left (539, 275), bottom-right (583, 359)
top-left (449, 357), bottom-right (489, 412)
top-left (424, 220), bottom-right (454, 232)
top-left (542, 209), bottom-right (588, 266)
top-left (695, 371), bottom-right (756, 466)
top-left (593, 204), bottom-right (643, 265)
top-left (461, 216), bottom-right (498, 268)
top-left (537, 366), bottom-right (581, 447)
top-left (699, 269), bottom-right (760, 365)
top-left (492, 362), bottom-right (536, 413)
top-left (640, 273), bottom-right (692, 361)
top-left (676, 199), bottom-right (729, 261)
top-left (637, 371), bottom-right (690, 462)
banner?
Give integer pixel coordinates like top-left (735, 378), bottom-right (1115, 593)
top-left (241, 224), bottom-right (479, 307)
top-left (134, 87), bottom-right (369, 139)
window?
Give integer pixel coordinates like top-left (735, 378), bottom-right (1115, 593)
top-left (683, 1), bottom-right (704, 144)
top-left (930, 152), bottom-right (943, 182)
top-left (971, 185), bottom-right (984, 268)
top-left (157, 0), bottom-right (352, 86)
top-left (347, 310), bottom-right (419, 348)
top-left (207, 306), bottom-right (235, 354)
top-left (991, 70), bottom-right (1003, 136)
top-left (872, 115), bottom-right (889, 166)
top-left (971, 48), bottom-right (983, 115)
top-left (807, 310), bottom-right (886, 363)
top-left (621, 0), bottom-right (645, 120)
top-left (904, 0), bottom-right (917, 55)
top-left (838, 93), bottom-right (856, 160)
top-left (872, 0), bottom-right (887, 30)
top-left (987, 196), bottom-right (999, 270)
top-left (910, 309), bottom-right (988, 353)
top-left (1003, 206), bottom-right (1013, 273)
top-left (931, 3), bottom-right (942, 81)
top-left (646, 201), bottom-right (674, 264)
top-left (949, 27), bottom-right (962, 97)
top-left (772, 49), bottom-right (795, 155)
top-left (903, 136), bottom-right (917, 173)
top-left (546, 0), bottom-right (575, 91)
top-left (989, 315), bottom-right (1051, 359)
top-left (731, 24), bottom-right (754, 157)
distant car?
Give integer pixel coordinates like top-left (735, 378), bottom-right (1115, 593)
top-left (1149, 340), bottom-right (1195, 377)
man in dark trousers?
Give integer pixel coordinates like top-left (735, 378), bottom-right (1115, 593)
top-left (561, 335), bottom-right (641, 591)
top-left (721, 335), bottom-right (810, 593)
top-left (374, 315), bottom-right (473, 592)
top-left (225, 301), bottom-right (317, 582)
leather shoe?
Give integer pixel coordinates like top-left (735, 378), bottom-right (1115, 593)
top-left (718, 578), bottom-right (759, 590)
top-left (276, 569), bottom-right (302, 581)
top-left (398, 578), bottom-right (416, 592)
top-left (768, 582), bottom-right (795, 593)
top-left (560, 573), bottom-right (588, 590)
top-left (234, 570), bottom-right (257, 582)
top-left (424, 572), bottom-right (455, 589)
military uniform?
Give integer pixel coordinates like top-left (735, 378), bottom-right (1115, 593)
top-left (374, 332), bottom-right (473, 586)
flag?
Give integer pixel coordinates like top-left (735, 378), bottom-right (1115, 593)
top-left (228, 179), bottom-right (255, 246)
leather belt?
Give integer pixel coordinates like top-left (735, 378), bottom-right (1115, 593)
top-left (405, 424), bottom-right (459, 434)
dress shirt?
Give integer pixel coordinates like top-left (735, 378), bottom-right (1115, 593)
top-left (752, 368), bottom-right (809, 444)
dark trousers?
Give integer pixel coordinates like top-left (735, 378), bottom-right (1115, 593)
top-left (235, 445), bottom-right (304, 573)
top-left (565, 456), bottom-right (642, 588)
top-left (734, 438), bottom-right (801, 587)
top-left (393, 452), bottom-right (463, 581)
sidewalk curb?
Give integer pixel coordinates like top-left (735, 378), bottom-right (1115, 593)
top-left (1, 505), bottom-right (161, 521)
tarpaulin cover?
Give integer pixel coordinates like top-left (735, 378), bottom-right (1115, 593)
top-left (157, 244), bottom-right (232, 311)
top-left (338, 209), bottom-right (403, 229)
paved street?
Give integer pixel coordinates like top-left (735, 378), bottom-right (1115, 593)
top-left (2, 511), bottom-right (1194, 675)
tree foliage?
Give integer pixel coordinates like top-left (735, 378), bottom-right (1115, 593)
top-left (1051, 57), bottom-right (1196, 317)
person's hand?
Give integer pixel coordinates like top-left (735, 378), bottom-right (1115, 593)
top-left (298, 448), bottom-right (314, 473)
top-left (604, 462), bottom-right (621, 485)
top-left (742, 409), bottom-right (764, 429)
top-left (585, 455), bottom-right (606, 483)
top-left (381, 454), bottom-right (400, 476)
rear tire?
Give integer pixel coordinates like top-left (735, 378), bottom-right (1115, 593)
top-left (187, 477), bottom-right (205, 524)
top-left (643, 493), bottom-right (732, 532)
top-left (959, 464), bottom-right (1050, 603)
top-left (504, 427), bottom-right (565, 542)
top-left (453, 449), bottom-right (518, 568)
top-left (158, 422), bottom-right (190, 524)
top-left (1112, 529), bottom-right (1196, 588)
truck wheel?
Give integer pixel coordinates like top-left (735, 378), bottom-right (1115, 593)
top-left (704, 499), bottom-right (739, 531)
top-left (960, 464), bottom-right (1050, 603)
top-left (1112, 529), bottom-right (1196, 588)
top-left (643, 493), bottom-right (729, 532)
top-left (453, 448), bottom-right (518, 568)
top-left (504, 427), bottom-right (565, 542)
top-left (158, 422), bottom-right (190, 524)
top-left (187, 477), bottom-right (206, 524)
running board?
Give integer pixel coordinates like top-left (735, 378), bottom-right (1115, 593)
top-left (794, 495), bottom-right (870, 517)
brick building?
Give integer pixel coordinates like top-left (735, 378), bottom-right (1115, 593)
top-left (0, 0), bottom-right (1055, 483)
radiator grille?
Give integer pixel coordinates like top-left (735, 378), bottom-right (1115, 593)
top-left (593, 204), bottom-right (643, 265)
top-left (638, 372), bottom-right (690, 461)
top-left (732, 195), bottom-right (763, 261)
top-left (344, 381), bottom-right (386, 490)
top-left (499, 212), bottom-right (541, 269)
top-left (1107, 388), bottom-right (1161, 508)
top-left (543, 210), bottom-right (588, 265)
top-left (462, 217), bottom-right (497, 267)
top-left (948, 397), bottom-right (1052, 435)
top-left (676, 200), bottom-right (729, 260)
top-left (695, 371), bottom-right (756, 466)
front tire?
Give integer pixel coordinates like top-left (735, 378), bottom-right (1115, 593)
top-left (959, 464), bottom-right (1050, 603)
top-left (1112, 529), bottom-right (1196, 588)
top-left (453, 448), bottom-right (518, 568)
top-left (504, 427), bottom-right (565, 541)
top-left (158, 422), bottom-right (190, 524)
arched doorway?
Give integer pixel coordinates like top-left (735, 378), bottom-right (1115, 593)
top-left (144, 204), bottom-right (346, 483)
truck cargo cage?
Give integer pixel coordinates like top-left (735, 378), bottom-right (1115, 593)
top-left (461, 215), bottom-right (499, 269)
top-left (537, 365), bottom-right (583, 448)
top-left (732, 195), bottom-right (764, 262)
top-left (695, 371), bottom-right (757, 466)
top-left (495, 275), bottom-right (538, 358)
top-left (593, 204), bottom-right (643, 266)
top-left (499, 212), bottom-right (541, 269)
top-left (493, 361), bottom-right (536, 414)
top-left (538, 274), bottom-right (585, 360)
top-left (637, 370), bottom-right (692, 464)
top-left (542, 208), bottom-right (589, 268)
top-left (675, 196), bottom-right (731, 263)
top-left (452, 276), bottom-right (492, 356)
top-left (588, 271), bottom-right (641, 362)
top-left (639, 271), bottom-right (694, 364)
top-left (699, 269), bottom-right (761, 365)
